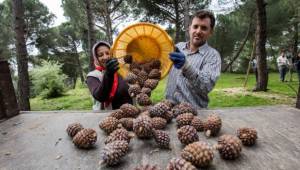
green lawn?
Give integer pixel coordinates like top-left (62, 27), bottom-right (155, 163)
top-left (30, 72), bottom-right (299, 110)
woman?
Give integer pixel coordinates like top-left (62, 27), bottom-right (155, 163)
top-left (87, 41), bottom-right (132, 110)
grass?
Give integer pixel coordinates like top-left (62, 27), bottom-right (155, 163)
top-left (30, 72), bottom-right (299, 110)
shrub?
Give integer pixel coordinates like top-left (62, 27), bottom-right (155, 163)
top-left (30, 61), bottom-right (67, 99)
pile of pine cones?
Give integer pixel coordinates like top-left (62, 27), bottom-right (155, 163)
top-left (123, 55), bottom-right (161, 106)
top-left (65, 57), bottom-right (258, 168)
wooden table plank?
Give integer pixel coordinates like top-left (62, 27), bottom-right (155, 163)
top-left (0, 105), bottom-right (299, 170)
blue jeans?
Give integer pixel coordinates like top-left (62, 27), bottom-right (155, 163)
top-left (279, 65), bottom-right (287, 82)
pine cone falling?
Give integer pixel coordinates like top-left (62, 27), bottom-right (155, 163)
top-left (172, 102), bottom-right (197, 117)
top-left (153, 130), bottom-right (170, 148)
top-left (176, 113), bottom-right (194, 128)
top-left (128, 84), bottom-right (142, 97)
top-left (120, 103), bottom-right (140, 118)
top-left (141, 87), bottom-right (152, 97)
top-left (181, 141), bottom-right (214, 168)
top-left (177, 125), bottom-right (199, 145)
top-left (66, 122), bottom-right (84, 137)
top-left (100, 140), bottom-right (129, 166)
top-left (133, 115), bottom-right (153, 139)
top-left (110, 109), bottom-right (125, 119)
top-left (137, 70), bottom-right (148, 86)
top-left (124, 55), bottom-right (133, 64)
top-left (130, 62), bottom-right (142, 71)
top-left (131, 68), bottom-right (141, 75)
top-left (105, 128), bottom-right (133, 144)
top-left (141, 63), bottom-right (151, 74)
top-left (166, 158), bottom-right (197, 170)
top-left (99, 117), bottom-right (120, 134)
top-left (149, 102), bottom-right (170, 117)
top-left (150, 59), bottom-right (161, 69)
top-left (134, 164), bottom-right (160, 170)
top-left (148, 69), bottom-right (161, 79)
top-left (119, 118), bottom-right (134, 131)
top-left (216, 134), bottom-right (242, 160)
top-left (144, 79), bottom-right (159, 90)
top-left (203, 114), bottom-right (222, 137)
top-left (237, 127), bottom-right (257, 146)
top-left (151, 117), bottom-right (167, 130)
top-left (191, 117), bottom-right (204, 132)
top-left (136, 93), bottom-right (152, 106)
top-left (73, 128), bottom-right (97, 149)
top-left (125, 72), bottom-right (138, 84)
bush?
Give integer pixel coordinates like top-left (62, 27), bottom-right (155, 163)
top-left (30, 61), bottom-right (67, 99)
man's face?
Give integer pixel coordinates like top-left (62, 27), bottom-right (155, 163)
top-left (189, 17), bottom-right (213, 48)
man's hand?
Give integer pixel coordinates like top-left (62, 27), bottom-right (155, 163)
top-left (169, 52), bottom-right (186, 69)
top-left (105, 58), bottom-right (119, 76)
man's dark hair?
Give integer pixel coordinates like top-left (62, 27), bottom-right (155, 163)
top-left (190, 10), bottom-right (216, 29)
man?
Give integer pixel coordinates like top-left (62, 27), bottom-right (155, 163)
top-left (166, 10), bottom-right (221, 109)
top-left (276, 49), bottom-right (289, 82)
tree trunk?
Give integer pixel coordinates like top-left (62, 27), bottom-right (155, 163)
top-left (72, 41), bottom-right (84, 83)
top-left (0, 59), bottom-right (19, 117)
top-left (292, 22), bottom-right (298, 59)
top-left (85, 0), bottom-right (96, 71)
top-left (296, 85), bottom-right (300, 109)
top-left (12, 0), bottom-right (30, 111)
top-left (183, 0), bottom-right (190, 41)
top-left (223, 11), bottom-right (254, 72)
top-left (244, 39), bottom-right (256, 88)
top-left (101, 0), bottom-right (113, 45)
top-left (254, 0), bottom-right (268, 91)
top-left (174, 0), bottom-right (180, 43)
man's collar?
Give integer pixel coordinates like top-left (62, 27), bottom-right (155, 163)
top-left (183, 42), bottom-right (208, 54)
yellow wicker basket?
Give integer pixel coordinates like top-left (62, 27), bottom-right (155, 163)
top-left (111, 22), bottom-right (174, 79)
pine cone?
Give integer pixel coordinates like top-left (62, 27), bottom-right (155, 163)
top-left (120, 103), bottom-right (140, 118)
top-left (176, 113), bottom-right (194, 128)
top-left (237, 127), bottom-right (257, 146)
top-left (148, 69), bottom-right (161, 79)
top-left (144, 79), bottom-right (159, 90)
top-left (66, 122), bottom-right (84, 137)
top-left (105, 128), bottom-right (133, 144)
top-left (177, 125), bottom-right (199, 145)
top-left (110, 109), bottom-right (125, 119)
top-left (172, 102), bottom-right (197, 117)
top-left (99, 116), bottom-right (120, 134)
top-left (191, 117), bottom-right (204, 132)
top-left (151, 117), bottom-right (167, 130)
top-left (100, 140), bottom-right (129, 166)
top-left (203, 114), bottom-right (222, 137)
top-left (133, 115), bottom-right (153, 139)
top-left (136, 93), bottom-right (152, 106)
top-left (73, 128), bottom-right (97, 149)
top-left (166, 158), bottom-right (197, 170)
top-left (119, 117), bottom-right (134, 131)
top-left (149, 102), bottom-right (170, 117)
top-left (128, 84), bottom-right (142, 98)
top-left (153, 130), bottom-right (170, 148)
top-left (181, 141), bottom-right (214, 167)
top-left (216, 134), bottom-right (242, 160)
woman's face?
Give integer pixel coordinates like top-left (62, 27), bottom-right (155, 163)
top-left (96, 45), bottom-right (111, 67)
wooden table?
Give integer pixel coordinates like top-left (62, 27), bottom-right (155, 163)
top-left (0, 105), bottom-right (299, 170)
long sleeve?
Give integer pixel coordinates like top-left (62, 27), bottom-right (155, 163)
top-left (86, 73), bottom-right (114, 102)
top-left (181, 50), bottom-right (221, 94)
